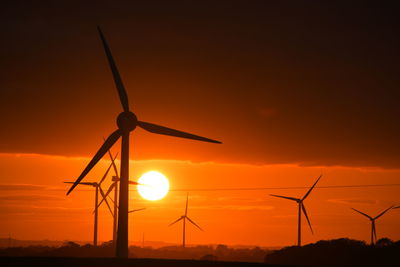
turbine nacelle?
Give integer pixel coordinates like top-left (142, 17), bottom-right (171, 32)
top-left (117, 111), bottom-right (137, 132)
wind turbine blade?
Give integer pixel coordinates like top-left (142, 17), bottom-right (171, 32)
top-left (302, 175), bottom-right (323, 200)
top-left (129, 208), bottom-right (146, 213)
top-left (187, 217), bottom-right (203, 231)
top-left (97, 182), bottom-right (116, 209)
top-left (372, 221), bottom-right (377, 241)
top-left (185, 193), bottom-right (189, 217)
top-left (301, 204), bottom-right (313, 234)
top-left (393, 206), bottom-right (400, 209)
top-left (351, 208), bottom-right (373, 220)
top-left (107, 195), bottom-right (116, 205)
top-left (168, 217), bottom-right (183, 227)
top-left (97, 26), bottom-right (130, 112)
top-left (99, 185), bottom-right (113, 216)
top-left (64, 182), bottom-right (96, 186)
top-left (128, 180), bottom-right (139, 185)
top-left (99, 154), bottom-right (117, 185)
top-left (103, 137), bottom-right (119, 179)
top-left (108, 151), bottom-right (119, 178)
top-left (374, 205), bottom-right (394, 220)
top-left (138, 121), bottom-right (222, 144)
top-left (270, 194), bottom-right (300, 202)
top-left (66, 129), bottom-right (121, 195)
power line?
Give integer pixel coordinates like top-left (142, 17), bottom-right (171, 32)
top-left (58, 183), bottom-right (400, 192)
top-left (167, 183), bottom-right (400, 192)
top-left (6, 183), bottom-right (398, 192)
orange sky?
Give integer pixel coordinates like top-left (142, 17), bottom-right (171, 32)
top-left (1, 1), bottom-right (400, 248)
top-left (0, 152), bottom-right (399, 247)
top-left (2, 1), bottom-right (400, 169)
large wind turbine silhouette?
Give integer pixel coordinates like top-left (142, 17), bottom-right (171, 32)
top-left (270, 175), bottom-right (322, 246)
top-left (64, 156), bottom-right (115, 246)
top-left (66, 27), bottom-right (221, 258)
top-left (169, 193), bottom-right (203, 248)
top-left (351, 206), bottom-right (393, 245)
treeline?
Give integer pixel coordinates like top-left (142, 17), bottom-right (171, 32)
top-left (133, 244), bottom-right (268, 262)
top-left (3, 238), bottom-right (399, 266)
top-left (0, 241), bottom-right (270, 262)
top-left (0, 241), bottom-right (114, 258)
top-left (265, 238), bottom-right (400, 267)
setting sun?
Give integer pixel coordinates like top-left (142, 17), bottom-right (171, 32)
top-left (2, 3), bottom-right (400, 266)
top-left (137, 171), bottom-right (169, 201)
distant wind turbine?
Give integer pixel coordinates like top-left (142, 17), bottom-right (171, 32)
top-left (270, 175), bottom-right (322, 246)
top-left (169, 193), bottom-right (203, 248)
top-left (64, 155), bottom-right (116, 246)
top-left (351, 206), bottom-right (394, 245)
top-left (105, 143), bottom-right (121, 245)
top-left (96, 149), bottom-right (140, 246)
top-left (66, 27), bottom-right (221, 258)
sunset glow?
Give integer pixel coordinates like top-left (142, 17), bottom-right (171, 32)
top-left (1, 2), bottom-right (400, 266)
top-left (137, 171), bottom-right (169, 201)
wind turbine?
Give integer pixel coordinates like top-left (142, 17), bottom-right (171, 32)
top-left (66, 27), bottom-right (221, 258)
top-left (101, 149), bottom-right (122, 246)
top-left (64, 156), bottom-right (115, 246)
top-left (96, 154), bottom-right (141, 246)
top-left (270, 175), bottom-right (322, 246)
top-left (351, 206), bottom-right (393, 245)
top-left (89, 148), bottom-right (129, 246)
top-left (169, 193), bottom-right (203, 248)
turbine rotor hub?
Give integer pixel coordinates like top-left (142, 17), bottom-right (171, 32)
top-left (117, 111), bottom-right (137, 132)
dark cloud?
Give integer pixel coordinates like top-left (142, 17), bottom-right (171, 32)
top-left (0, 184), bottom-right (47, 191)
top-left (0, 204), bottom-right (88, 215)
top-left (0, 1), bottom-right (399, 168)
top-left (0, 195), bottom-right (65, 202)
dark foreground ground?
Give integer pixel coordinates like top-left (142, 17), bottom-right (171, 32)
top-left (2, 238), bottom-right (399, 267)
top-left (0, 257), bottom-right (294, 267)
top-left (265, 238), bottom-right (400, 267)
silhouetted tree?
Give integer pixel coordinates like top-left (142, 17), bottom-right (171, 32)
top-left (200, 254), bottom-right (218, 261)
top-left (265, 238), bottom-right (400, 267)
top-left (63, 241), bottom-right (80, 248)
top-left (376, 238), bottom-right (394, 247)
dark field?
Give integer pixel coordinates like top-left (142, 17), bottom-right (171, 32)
top-left (0, 257), bottom-right (289, 267)
top-left (1, 238), bottom-right (400, 267)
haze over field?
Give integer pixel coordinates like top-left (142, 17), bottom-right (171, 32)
top-left (0, 0), bottom-right (399, 252)
top-left (1, 153), bottom-right (399, 246)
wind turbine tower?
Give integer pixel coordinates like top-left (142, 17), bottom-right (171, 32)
top-left (270, 175), bottom-right (322, 246)
top-left (64, 156), bottom-right (115, 246)
top-left (66, 27), bottom-right (221, 258)
top-left (352, 206), bottom-right (393, 245)
top-left (169, 193), bottom-right (203, 248)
